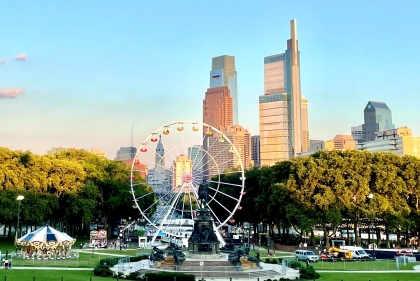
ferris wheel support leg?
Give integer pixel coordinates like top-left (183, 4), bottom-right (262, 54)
top-left (212, 221), bottom-right (226, 247)
top-left (150, 189), bottom-right (184, 245)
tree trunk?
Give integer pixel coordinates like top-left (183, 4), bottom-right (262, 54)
top-left (376, 227), bottom-right (382, 247)
top-left (8, 223), bottom-right (12, 239)
top-left (310, 229), bottom-right (315, 246)
top-left (396, 229), bottom-right (401, 248)
top-left (354, 220), bottom-right (359, 246)
top-left (323, 224), bottom-right (330, 248)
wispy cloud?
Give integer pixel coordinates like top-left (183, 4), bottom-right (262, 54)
top-left (0, 88), bottom-right (24, 98)
top-left (0, 58), bottom-right (7, 64)
top-left (14, 53), bottom-right (27, 62)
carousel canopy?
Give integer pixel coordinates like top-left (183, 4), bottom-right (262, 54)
top-left (17, 225), bottom-right (75, 247)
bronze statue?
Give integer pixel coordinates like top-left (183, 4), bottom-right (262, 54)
top-left (198, 180), bottom-right (209, 206)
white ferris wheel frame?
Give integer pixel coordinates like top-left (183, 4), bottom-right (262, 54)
top-left (130, 120), bottom-right (246, 241)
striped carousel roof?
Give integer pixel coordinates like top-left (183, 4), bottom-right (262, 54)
top-left (17, 225), bottom-right (75, 247)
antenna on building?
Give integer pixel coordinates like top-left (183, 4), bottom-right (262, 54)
top-left (131, 123), bottom-right (134, 148)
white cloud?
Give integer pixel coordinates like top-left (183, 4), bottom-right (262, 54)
top-left (0, 58), bottom-right (7, 64)
top-left (0, 88), bottom-right (24, 98)
top-left (14, 53), bottom-right (27, 62)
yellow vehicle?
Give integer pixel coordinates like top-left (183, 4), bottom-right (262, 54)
top-left (328, 247), bottom-right (353, 260)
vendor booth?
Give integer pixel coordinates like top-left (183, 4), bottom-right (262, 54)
top-left (90, 230), bottom-right (107, 248)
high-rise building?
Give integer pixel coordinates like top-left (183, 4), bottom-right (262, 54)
top-left (259, 19), bottom-right (309, 166)
top-left (210, 55), bottom-right (238, 125)
top-left (114, 147), bottom-right (137, 161)
top-left (147, 135), bottom-right (171, 194)
top-left (363, 101), bottom-right (395, 142)
top-left (188, 145), bottom-right (203, 179)
top-left (251, 135), bottom-right (260, 166)
top-left (301, 96), bottom-right (309, 152)
top-left (172, 155), bottom-right (193, 193)
top-left (203, 86), bottom-right (233, 129)
top-left (351, 125), bottom-right (365, 143)
top-left (205, 125), bottom-right (252, 177)
top-left (358, 126), bottom-right (419, 157)
top-left (333, 135), bottom-right (357, 150)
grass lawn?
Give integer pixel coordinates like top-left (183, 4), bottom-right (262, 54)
top-left (285, 259), bottom-right (420, 271)
top-left (0, 270), bottom-right (110, 281)
top-left (319, 272), bottom-right (420, 281)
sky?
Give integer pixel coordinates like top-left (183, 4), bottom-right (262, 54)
top-left (1, 0), bottom-right (420, 159)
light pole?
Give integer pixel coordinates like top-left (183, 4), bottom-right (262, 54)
top-left (16, 195), bottom-right (24, 239)
top-left (367, 193), bottom-right (375, 258)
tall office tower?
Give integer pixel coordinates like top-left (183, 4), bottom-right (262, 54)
top-left (114, 147), bottom-right (137, 160)
top-left (251, 135), bottom-right (261, 166)
top-left (205, 125), bottom-right (252, 177)
top-left (188, 145), bottom-right (203, 177)
top-left (210, 55), bottom-right (238, 125)
top-left (172, 154), bottom-right (192, 193)
top-left (259, 19), bottom-right (308, 166)
top-left (301, 96), bottom-right (309, 152)
top-left (363, 101), bottom-right (395, 142)
top-left (203, 86), bottom-right (233, 129)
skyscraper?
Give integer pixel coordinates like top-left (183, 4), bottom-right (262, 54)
top-left (114, 147), bottom-right (137, 161)
top-left (259, 19), bottom-right (309, 166)
top-left (210, 55), bottom-right (238, 125)
top-left (301, 96), bottom-right (309, 152)
top-left (203, 86), bottom-right (233, 129)
top-left (363, 101), bottom-right (395, 142)
top-left (251, 135), bottom-right (260, 166)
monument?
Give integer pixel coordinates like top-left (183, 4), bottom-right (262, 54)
top-left (187, 180), bottom-right (221, 257)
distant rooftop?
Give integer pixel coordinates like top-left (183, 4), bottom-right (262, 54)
top-left (366, 101), bottom-right (390, 110)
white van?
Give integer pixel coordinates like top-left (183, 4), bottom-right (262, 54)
top-left (340, 246), bottom-right (370, 259)
top-left (295, 250), bottom-right (319, 262)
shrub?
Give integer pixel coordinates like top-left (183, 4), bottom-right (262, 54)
top-left (264, 277), bottom-right (292, 281)
top-left (93, 265), bottom-right (113, 277)
top-left (130, 254), bottom-right (149, 262)
top-left (99, 257), bottom-right (120, 267)
top-left (288, 260), bottom-right (301, 269)
top-left (299, 267), bottom-right (320, 279)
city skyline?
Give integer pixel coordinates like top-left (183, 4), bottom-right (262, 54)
top-left (1, 1), bottom-right (420, 159)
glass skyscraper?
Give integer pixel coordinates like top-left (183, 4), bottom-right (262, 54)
top-left (259, 19), bottom-right (309, 166)
top-left (210, 55), bottom-right (238, 125)
top-left (363, 101), bottom-right (395, 142)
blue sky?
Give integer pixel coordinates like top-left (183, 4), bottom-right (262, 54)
top-left (1, 0), bottom-right (419, 159)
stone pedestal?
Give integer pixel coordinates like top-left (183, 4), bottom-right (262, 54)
top-left (188, 207), bottom-right (220, 256)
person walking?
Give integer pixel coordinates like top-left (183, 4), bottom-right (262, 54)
top-left (4, 258), bottom-right (8, 269)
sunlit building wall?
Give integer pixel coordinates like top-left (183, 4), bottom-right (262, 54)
top-left (358, 127), bottom-right (420, 157)
top-left (259, 93), bottom-right (290, 166)
top-left (172, 155), bottom-right (192, 192)
top-left (203, 86), bottom-right (233, 129)
top-left (259, 19), bottom-right (308, 165)
top-left (210, 55), bottom-right (238, 125)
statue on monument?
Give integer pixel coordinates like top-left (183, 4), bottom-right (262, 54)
top-left (198, 180), bottom-right (209, 207)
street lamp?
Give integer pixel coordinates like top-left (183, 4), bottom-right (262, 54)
top-left (16, 195), bottom-right (24, 239)
top-left (367, 193), bottom-right (375, 258)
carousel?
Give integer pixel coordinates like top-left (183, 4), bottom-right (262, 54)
top-left (16, 225), bottom-right (76, 259)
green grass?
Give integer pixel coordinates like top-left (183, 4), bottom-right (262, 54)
top-left (0, 270), bottom-right (110, 281)
top-left (285, 259), bottom-right (420, 271)
top-left (319, 272), bottom-right (420, 281)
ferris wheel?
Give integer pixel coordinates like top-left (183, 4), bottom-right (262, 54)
top-left (130, 121), bottom-right (245, 241)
